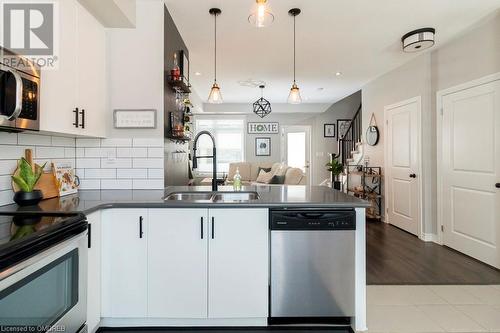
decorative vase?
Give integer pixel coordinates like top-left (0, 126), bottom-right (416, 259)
top-left (333, 181), bottom-right (341, 190)
top-left (13, 190), bottom-right (43, 206)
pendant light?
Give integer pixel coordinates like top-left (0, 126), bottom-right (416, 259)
top-left (208, 8), bottom-right (223, 104)
top-left (253, 85), bottom-right (272, 118)
top-left (248, 0), bottom-right (274, 28)
top-left (287, 8), bottom-right (302, 104)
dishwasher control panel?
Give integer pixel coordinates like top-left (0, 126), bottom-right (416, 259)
top-left (270, 209), bottom-right (356, 230)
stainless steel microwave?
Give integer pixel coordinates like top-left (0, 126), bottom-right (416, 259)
top-left (0, 47), bottom-right (40, 132)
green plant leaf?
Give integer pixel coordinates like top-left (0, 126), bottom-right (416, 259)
top-left (12, 175), bottom-right (30, 192)
top-left (33, 162), bottom-right (46, 186)
top-left (18, 158), bottom-right (36, 191)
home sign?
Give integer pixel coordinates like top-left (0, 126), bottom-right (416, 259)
top-left (248, 122), bottom-right (279, 134)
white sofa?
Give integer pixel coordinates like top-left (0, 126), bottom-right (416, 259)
top-left (226, 162), bottom-right (306, 185)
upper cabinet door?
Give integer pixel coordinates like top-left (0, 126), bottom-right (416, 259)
top-left (101, 209), bottom-right (148, 318)
top-left (148, 209), bottom-right (209, 318)
top-left (39, 0), bottom-right (78, 135)
top-left (76, 2), bottom-right (107, 138)
top-left (208, 208), bottom-right (269, 318)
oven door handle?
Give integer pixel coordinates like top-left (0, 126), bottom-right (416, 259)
top-left (6, 68), bottom-right (23, 121)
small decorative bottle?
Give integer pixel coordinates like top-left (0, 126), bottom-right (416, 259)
top-left (233, 167), bottom-right (242, 191)
top-left (171, 53), bottom-right (181, 81)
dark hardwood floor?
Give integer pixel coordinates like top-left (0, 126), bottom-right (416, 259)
top-left (366, 221), bottom-right (500, 285)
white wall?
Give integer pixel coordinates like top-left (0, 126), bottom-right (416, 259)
top-left (361, 10), bottom-right (500, 235)
top-left (106, 0), bottom-right (164, 139)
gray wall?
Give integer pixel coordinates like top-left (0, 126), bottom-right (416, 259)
top-left (361, 10), bottom-right (500, 235)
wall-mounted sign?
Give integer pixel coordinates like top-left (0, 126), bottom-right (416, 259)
top-left (248, 122), bottom-right (279, 134)
top-left (114, 109), bottom-right (157, 129)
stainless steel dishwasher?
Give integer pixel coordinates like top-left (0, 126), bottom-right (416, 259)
top-left (269, 209), bottom-right (356, 324)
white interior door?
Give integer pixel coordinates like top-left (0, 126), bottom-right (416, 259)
top-left (384, 97), bottom-right (422, 236)
top-left (281, 125), bottom-right (311, 184)
top-left (440, 79), bottom-right (500, 268)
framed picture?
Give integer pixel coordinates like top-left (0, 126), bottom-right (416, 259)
top-left (324, 124), bottom-right (335, 138)
top-left (255, 137), bottom-right (271, 156)
top-left (179, 50), bottom-right (189, 81)
top-left (114, 109), bottom-right (157, 129)
top-left (337, 119), bottom-right (352, 141)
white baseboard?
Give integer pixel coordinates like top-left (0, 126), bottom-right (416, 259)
top-left (421, 233), bottom-right (439, 243)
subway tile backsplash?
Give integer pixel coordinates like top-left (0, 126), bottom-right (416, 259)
top-left (0, 133), bottom-right (165, 206)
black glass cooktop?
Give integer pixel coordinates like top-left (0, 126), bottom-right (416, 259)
top-left (0, 212), bottom-right (87, 270)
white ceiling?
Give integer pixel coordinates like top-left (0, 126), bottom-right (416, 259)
top-left (165, 0), bottom-right (500, 104)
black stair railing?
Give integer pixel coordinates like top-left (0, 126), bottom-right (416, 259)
top-left (338, 104), bottom-right (362, 166)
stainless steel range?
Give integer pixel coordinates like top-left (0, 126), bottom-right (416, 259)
top-left (0, 213), bottom-right (88, 333)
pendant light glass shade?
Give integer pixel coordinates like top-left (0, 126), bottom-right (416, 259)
top-left (248, 0), bottom-right (274, 28)
top-left (208, 8), bottom-right (223, 104)
top-left (208, 83), bottom-right (223, 104)
top-left (287, 82), bottom-right (302, 104)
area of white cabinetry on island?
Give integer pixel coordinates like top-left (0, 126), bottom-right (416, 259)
top-left (88, 208), bottom-right (269, 330)
top-left (85, 203), bottom-right (366, 332)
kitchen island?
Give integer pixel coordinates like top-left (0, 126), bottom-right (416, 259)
top-left (0, 185), bottom-right (369, 332)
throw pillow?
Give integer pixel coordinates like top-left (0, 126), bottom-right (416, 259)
top-left (256, 170), bottom-right (274, 184)
top-left (257, 166), bottom-right (272, 175)
top-left (269, 175), bottom-right (286, 184)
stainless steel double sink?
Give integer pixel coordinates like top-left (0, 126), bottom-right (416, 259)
top-left (164, 191), bottom-right (260, 203)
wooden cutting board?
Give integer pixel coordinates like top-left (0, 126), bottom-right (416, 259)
top-left (11, 149), bottom-right (60, 199)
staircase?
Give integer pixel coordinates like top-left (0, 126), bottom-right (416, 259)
top-left (338, 105), bottom-right (363, 189)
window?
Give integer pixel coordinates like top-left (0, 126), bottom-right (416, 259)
top-left (194, 118), bottom-right (245, 174)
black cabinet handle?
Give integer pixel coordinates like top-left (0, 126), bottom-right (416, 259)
top-left (80, 109), bottom-right (85, 129)
top-left (73, 108), bottom-right (79, 128)
top-left (496, 183), bottom-right (500, 189)
top-left (88, 223), bottom-right (92, 249)
top-left (211, 217), bottom-right (215, 239)
top-left (200, 217), bottom-right (204, 239)
top-left (139, 216), bottom-right (144, 238)
top-left (409, 174), bottom-right (417, 178)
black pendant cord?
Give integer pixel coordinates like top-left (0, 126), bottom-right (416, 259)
top-left (293, 14), bottom-right (296, 84)
top-left (214, 13), bottom-right (217, 83)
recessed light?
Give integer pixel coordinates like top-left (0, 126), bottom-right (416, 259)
top-left (335, 72), bottom-right (342, 77)
top-left (195, 72), bottom-right (202, 76)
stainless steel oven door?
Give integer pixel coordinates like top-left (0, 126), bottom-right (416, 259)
top-left (0, 233), bottom-right (87, 333)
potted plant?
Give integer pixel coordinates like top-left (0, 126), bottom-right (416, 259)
top-left (11, 158), bottom-right (46, 206)
top-left (326, 154), bottom-right (344, 190)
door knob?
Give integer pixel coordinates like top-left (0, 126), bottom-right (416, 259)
top-left (496, 183), bottom-right (500, 189)
top-left (409, 174), bottom-right (417, 178)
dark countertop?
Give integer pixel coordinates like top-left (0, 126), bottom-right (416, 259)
top-left (0, 186), bottom-right (369, 215)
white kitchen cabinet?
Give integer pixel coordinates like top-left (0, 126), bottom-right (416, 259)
top-left (86, 211), bottom-right (101, 332)
top-left (40, 0), bottom-right (106, 137)
top-left (39, 0), bottom-right (78, 136)
top-left (148, 209), bottom-right (209, 318)
top-left (208, 209), bottom-right (269, 318)
top-left (101, 209), bottom-right (148, 318)
top-left (76, 1), bottom-right (106, 138)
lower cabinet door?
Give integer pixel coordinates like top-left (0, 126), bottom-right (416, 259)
top-left (208, 208), bottom-right (269, 318)
top-left (148, 209), bottom-right (209, 318)
top-left (87, 211), bottom-right (101, 332)
top-left (101, 209), bottom-right (148, 318)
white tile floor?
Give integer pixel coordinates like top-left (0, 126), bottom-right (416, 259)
top-left (364, 285), bottom-right (500, 333)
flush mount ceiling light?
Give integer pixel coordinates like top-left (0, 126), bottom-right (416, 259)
top-left (253, 85), bottom-right (272, 118)
top-left (287, 8), bottom-right (302, 104)
top-left (402, 28), bottom-right (436, 53)
top-left (208, 8), bottom-right (223, 104)
top-left (248, 0), bottom-right (274, 28)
